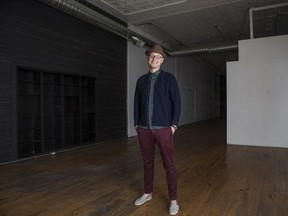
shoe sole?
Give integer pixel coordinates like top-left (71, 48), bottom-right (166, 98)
top-left (169, 211), bottom-right (179, 215)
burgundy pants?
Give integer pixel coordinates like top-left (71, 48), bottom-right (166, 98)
top-left (137, 127), bottom-right (177, 200)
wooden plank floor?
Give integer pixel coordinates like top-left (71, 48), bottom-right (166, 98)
top-left (1, 119), bottom-right (288, 216)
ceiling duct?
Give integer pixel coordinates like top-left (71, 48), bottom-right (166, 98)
top-left (37, 0), bottom-right (129, 39)
top-left (169, 43), bottom-right (238, 56)
top-left (37, 0), bottom-right (238, 55)
top-left (37, 0), bottom-right (157, 47)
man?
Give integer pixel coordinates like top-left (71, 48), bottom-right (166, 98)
top-left (134, 44), bottom-right (181, 215)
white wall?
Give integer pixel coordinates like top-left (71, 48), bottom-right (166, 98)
top-left (227, 35), bottom-right (288, 148)
top-left (175, 56), bottom-right (220, 125)
top-left (127, 43), bottom-right (147, 137)
top-left (127, 43), bottom-right (221, 137)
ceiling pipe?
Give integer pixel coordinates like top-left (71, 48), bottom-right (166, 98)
top-left (249, 2), bottom-right (288, 39)
top-left (37, 0), bottom-right (239, 55)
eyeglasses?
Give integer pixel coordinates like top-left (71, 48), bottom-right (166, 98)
top-left (149, 55), bottom-right (163, 60)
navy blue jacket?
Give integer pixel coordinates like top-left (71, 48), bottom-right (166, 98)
top-left (134, 70), bottom-right (181, 128)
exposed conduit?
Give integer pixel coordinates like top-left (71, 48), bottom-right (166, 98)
top-left (249, 2), bottom-right (288, 39)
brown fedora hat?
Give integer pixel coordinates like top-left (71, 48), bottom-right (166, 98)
top-left (145, 44), bottom-right (167, 58)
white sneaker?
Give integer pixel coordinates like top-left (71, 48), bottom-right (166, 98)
top-left (134, 194), bottom-right (152, 206)
top-left (169, 202), bottom-right (179, 215)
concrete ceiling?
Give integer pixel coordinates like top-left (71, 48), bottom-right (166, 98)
top-left (42, 0), bottom-right (288, 74)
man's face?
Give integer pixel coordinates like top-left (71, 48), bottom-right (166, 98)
top-left (148, 52), bottom-right (164, 70)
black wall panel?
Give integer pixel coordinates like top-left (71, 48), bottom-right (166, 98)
top-left (0, 0), bottom-right (127, 163)
top-left (0, 58), bottom-right (14, 163)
